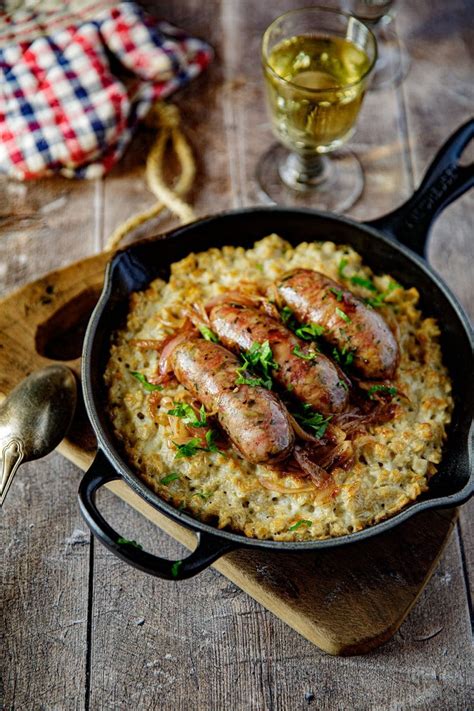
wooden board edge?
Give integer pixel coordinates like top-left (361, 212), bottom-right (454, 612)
top-left (101, 479), bottom-right (457, 656)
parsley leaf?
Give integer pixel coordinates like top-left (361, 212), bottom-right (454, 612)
top-left (350, 275), bottom-right (377, 292)
top-left (332, 346), bottom-right (355, 367)
top-left (235, 340), bottom-right (278, 389)
top-left (365, 281), bottom-right (400, 308)
top-left (338, 258), bottom-right (348, 279)
top-left (329, 287), bottom-right (344, 301)
top-left (117, 537), bottom-right (143, 550)
top-left (160, 472), bottom-right (180, 485)
top-left (204, 429), bottom-right (222, 453)
top-left (131, 372), bottom-right (163, 392)
top-left (235, 372), bottom-right (271, 388)
top-left (281, 307), bottom-right (325, 342)
top-left (173, 437), bottom-right (203, 458)
top-left (280, 306), bottom-right (298, 330)
top-left (292, 344), bottom-right (318, 361)
top-left (191, 491), bottom-right (212, 500)
top-left (338, 259), bottom-right (380, 294)
top-left (367, 384), bottom-right (398, 400)
top-left (171, 560), bottom-right (182, 578)
top-left (292, 404), bottom-right (332, 438)
top-left (167, 402), bottom-right (207, 427)
top-left (246, 341), bottom-right (279, 375)
top-left (289, 519), bottom-right (312, 531)
top-left (295, 322), bottom-right (326, 340)
top-left (199, 325), bottom-right (219, 342)
top-left (173, 431), bottom-right (225, 459)
top-left (335, 307), bottom-right (351, 323)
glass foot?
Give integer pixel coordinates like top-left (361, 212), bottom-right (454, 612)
top-left (256, 143), bottom-right (364, 213)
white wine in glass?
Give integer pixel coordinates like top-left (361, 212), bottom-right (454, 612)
top-left (258, 7), bottom-right (377, 212)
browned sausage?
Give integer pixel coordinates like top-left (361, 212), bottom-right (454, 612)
top-left (209, 303), bottom-right (349, 414)
top-left (170, 337), bottom-right (294, 464)
top-left (278, 269), bottom-right (399, 379)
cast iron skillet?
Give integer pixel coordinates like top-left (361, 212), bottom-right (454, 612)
top-left (79, 120), bottom-right (474, 580)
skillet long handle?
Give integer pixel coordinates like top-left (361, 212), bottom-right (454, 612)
top-left (78, 450), bottom-right (237, 580)
top-left (366, 119), bottom-right (474, 257)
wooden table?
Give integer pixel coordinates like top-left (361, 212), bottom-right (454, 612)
top-left (1, 1), bottom-right (472, 708)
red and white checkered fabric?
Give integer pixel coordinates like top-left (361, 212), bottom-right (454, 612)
top-left (0, 2), bottom-right (212, 179)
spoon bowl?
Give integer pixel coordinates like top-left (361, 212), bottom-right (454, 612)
top-left (0, 365), bottom-right (77, 505)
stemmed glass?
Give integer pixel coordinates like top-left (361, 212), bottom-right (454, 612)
top-left (341, 0), bottom-right (410, 89)
top-left (257, 7), bottom-right (377, 213)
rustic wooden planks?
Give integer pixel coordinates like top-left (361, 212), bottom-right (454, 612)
top-left (1, 457), bottom-right (90, 711)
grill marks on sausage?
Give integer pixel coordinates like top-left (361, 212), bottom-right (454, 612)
top-left (209, 302), bottom-right (349, 415)
top-left (278, 269), bottom-right (399, 379)
top-left (170, 338), bottom-right (294, 464)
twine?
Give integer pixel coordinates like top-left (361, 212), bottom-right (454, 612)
top-left (105, 102), bottom-right (196, 252)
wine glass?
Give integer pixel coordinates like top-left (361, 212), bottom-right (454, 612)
top-left (257, 6), bottom-right (377, 213)
top-left (341, 0), bottom-right (410, 90)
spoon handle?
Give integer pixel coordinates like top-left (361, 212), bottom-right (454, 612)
top-left (0, 437), bottom-right (25, 506)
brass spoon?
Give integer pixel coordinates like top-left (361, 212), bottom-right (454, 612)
top-left (0, 365), bottom-right (77, 506)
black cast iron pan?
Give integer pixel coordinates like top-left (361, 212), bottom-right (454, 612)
top-left (79, 120), bottom-right (474, 580)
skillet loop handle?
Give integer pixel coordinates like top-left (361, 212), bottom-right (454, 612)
top-left (78, 450), bottom-right (236, 580)
top-left (367, 119), bottom-right (474, 257)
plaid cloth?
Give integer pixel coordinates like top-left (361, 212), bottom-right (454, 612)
top-left (0, 2), bottom-right (212, 179)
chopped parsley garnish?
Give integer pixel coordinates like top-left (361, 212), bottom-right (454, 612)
top-left (173, 437), bottom-right (202, 458)
top-left (280, 307), bottom-right (325, 342)
top-left (365, 281), bottom-right (400, 308)
top-left (332, 346), bottom-right (355, 367)
top-left (292, 344), bottom-right (318, 361)
top-left (247, 340), bottom-right (279, 374)
top-left (350, 275), bottom-right (377, 292)
top-left (295, 322), bottom-right (325, 340)
top-left (255, 263), bottom-right (264, 272)
top-left (160, 472), bottom-right (180, 485)
top-left (235, 340), bottom-right (278, 389)
top-left (281, 306), bottom-right (298, 329)
top-left (292, 404), bottom-right (332, 438)
top-left (329, 287), bottom-right (343, 301)
top-left (173, 429), bottom-right (224, 459)
top-left (167, 402), bottom-right (207, 427)
top-left (198, 325), bottom-right (219, 342)
top-left (235, 372), bottom-right (271, 388)
top-left (117, 537), bottom-right (143, 550)
top-left (367, 384), bottom-right (398, 400)
top-left (338, 378), bottom-right (349, 391)
top-left (131, 372), bottom-right (163, 392)
top-left (338, 258), bottom-right (349, 278)
top-left (335, 307), bottom-right (351, 323)
top-left (338, 258), bottom-right (400, 303)
top-left (191, 491), bottom-right (212, 500)
top-left (171, 560), bottom-right (182, 578)
top-left (289, 519), bottom-right (312, 531)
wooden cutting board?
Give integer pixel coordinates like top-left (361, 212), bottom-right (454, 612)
top-left (0, 251), bottom-right (458, 656)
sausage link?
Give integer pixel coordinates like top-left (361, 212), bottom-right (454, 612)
top-left (170, 337), bottom-right (294, 464)
top-left (278, 269), bottom-right (399, 379)
top-left (209, 303), bottom-right (349, 414)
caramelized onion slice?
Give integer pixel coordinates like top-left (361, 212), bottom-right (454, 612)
top-left (157, 323), bottom-right (195, 379)
top-left (256, 475), bottom-right (316, 495)
top-left (205, 292), bottom-right (258, 311)
top-left (185, 302), bottom-right (211, 329)
top-left (293, 445), bottom-right (332, 489)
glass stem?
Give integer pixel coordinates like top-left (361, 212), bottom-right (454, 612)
top-left (279, 151), bottom-right (330, 191)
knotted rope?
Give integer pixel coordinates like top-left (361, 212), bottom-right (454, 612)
top-left (105, 102), bottom-right (196, 251)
